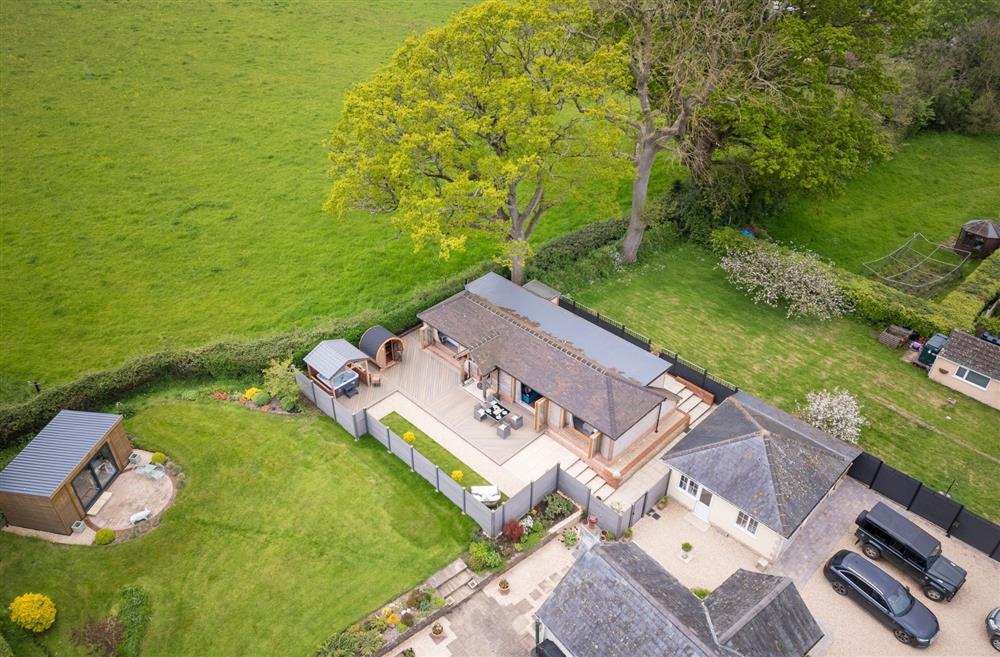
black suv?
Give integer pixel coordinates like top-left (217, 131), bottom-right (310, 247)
top-left (855, 502), bottom-right (966, 602)
top-left (824, 550), bottom-right (940, 647)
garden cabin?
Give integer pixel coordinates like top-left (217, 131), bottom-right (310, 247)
top-left (0, 410), bottom-right (130, 535)
top-left (359, 325), bottom-right (404, 369)
top-left (663, 392), bottom-right (859, 561)
top-left (927, 329), bottom-right (1000, 410)
top-left (956, 219), bottom-right (1000, 259)
top-left (303, 339), bottom-right (373, 396)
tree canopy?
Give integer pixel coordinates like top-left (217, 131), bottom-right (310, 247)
top-left (325, 0), bottom-right (624, 283)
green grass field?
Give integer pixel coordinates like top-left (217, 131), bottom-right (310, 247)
top-left (574, 245), bottom-right (1000, 520)
top-left (0, 398), bottom-right (473, 657)
top-left (766, 133), bottom-right (1000, 271)
top-left (0, 0), bottom-right (652, 402)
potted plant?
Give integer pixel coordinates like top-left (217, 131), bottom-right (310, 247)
top-left (430, 622), bottom-right (444, 641)
top-left (403, 649), bottom-right (416, 657)
top-left (622, 527), bottom-right (633, 542)
top-left (656, 495), bottom-right (669, 510)
top-left (498, 578), bottom-right (510, 595)
top-left (678, 541), bottom-right (693, 563)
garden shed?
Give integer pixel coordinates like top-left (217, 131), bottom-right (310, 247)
top-left (359, 325), bottom-right (403, 369)
top-left (956, 219), bottom-right (1000, 258)
top-left (303, 338), bottom-right (372, 394)
top-left (0, 410), bottom-right (130, 535)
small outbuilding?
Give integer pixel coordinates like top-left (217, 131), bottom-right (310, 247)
top-left (303, 338), bottom-right (372, 395)
top-left (956, 219), bottom-right (1000, 258)
top-left (359, 325), bottom-right (404, 369)
top-left (928, 329), bottom-right (1000, 409)
top-left (0, 410), bottom-right (130, 535)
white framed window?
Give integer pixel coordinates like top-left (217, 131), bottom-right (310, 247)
top-left (954, 366), bottom-right (991, 390)
top-left (678, 474), bottom-right (700, 498)
top-left (736, 511), bottom-right (759, 535)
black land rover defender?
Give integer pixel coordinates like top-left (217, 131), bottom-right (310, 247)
top-left (855, 502), bottom-right (967, 602)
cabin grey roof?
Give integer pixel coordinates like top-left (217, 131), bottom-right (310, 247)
top-left (537, 543), bottom-right (821, 657)
top-left (939, 329), bottom-right (1000, 379)
top-left (705, 570), bottom-right (823, 657)
top-left (664, 392), bottom-right (859, 537)
top-left (0, 410), bottom-right (122, 497)
top-left (962, 219), bottom-right (1000, 239)
top-left (465, 273), bottom-right (669, 384)
top-left (522, 279), bottom-right (561, 302)
top-left (419, 291), bottom-right (672, 438)
top-left (358, 325), bottom-right (396, 359)
top-left (303, 339), bottom-right (369, 378)
top-left (537, 543), bottom-right (724, 657)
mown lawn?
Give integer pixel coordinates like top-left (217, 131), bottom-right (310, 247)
top-left (0, 0), bottom-right (660, 401)
top-left (380, 411), bottom-right (494, 490)
top-left (574, 245), bottom-right (1000, 520)
top-left (0, 399), bottom-right (472, 657)
top-left (765, 133), bottom-right (1000, 271)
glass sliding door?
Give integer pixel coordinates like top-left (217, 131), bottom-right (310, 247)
top-left (71, 443), bottom-right (120, 510)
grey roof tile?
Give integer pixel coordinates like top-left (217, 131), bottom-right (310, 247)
top-left (303, 339), bottom-right (369, 378)
top-left (939, 329), bottom-right (1000, 379)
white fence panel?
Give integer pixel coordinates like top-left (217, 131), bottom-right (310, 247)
top-left (352, 409), bottom-right (367, 437)
top-left (390, 431), bottom-right (413, 463)
top-left (295, 371), bottom-right (315, 403)
top-left (314, 390), bottom-right (335, 418)
top-left (413, 450), bottom-right (439, 488)
top-left (366, 413), bottom-right (390, 447)
top-left (439, 474), bottom-right (466, 509)
top-left (465, 497), bottom-right (495, 535)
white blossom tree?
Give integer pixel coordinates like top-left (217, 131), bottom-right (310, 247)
top-left (799, 388), bottom-right (867, 444)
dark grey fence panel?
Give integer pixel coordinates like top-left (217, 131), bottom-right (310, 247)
top-left (589, 497), bottom-right (625, 537)
top-left (295, 371), bottom-right (316, 403)
top-left (949, 509), bottom-right (1000, 559)
top-left (870, 464), bottom-right (922, 509)
top-left (466, 496), bottom-right (495, 535)
top-left (496, 487), bottom-right (532, 533)
top-left (643, 472), bottom-right (671, 515)
top-left (413, 450), bottom-right (438, 488)
top-left (628, 496), bottom-right (646, 528)
top-left (352, 409), bottom-right (368, 438)
top-left (847, 452), bottom-right (882, 486)
top-left (908, 487), bottom-right (963, 531)
top-left (439, 475), bottom-right (465, 509)
top-left (993, 541), bottom-right (1000, 561)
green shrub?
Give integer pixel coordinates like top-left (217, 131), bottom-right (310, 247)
top-left (468, 541), bottom-right (503, 572)
top-left (681, 542), bottom-right (693, 552)
top-left (541, 493), bottom-right (576, 525)
top-left (691, 587), bottom-right (711, 599)
top-left (0, 630), bottom-right (12, 657)
top-left (150, 452), bottom-right (166, 466)
top-left (405, 588), bottom-right (432, 611)
top-left (317, 624), bottom-right (384, 657)
top-left (979, 314), bottom-right (1000, 335)
top-left (251, 391), bottom-right (271, 406)
top-left (263, 357), bottom-right (300, 401)
top-left (400, 611), bottom-right (414, 627)
top-left (94, 528), bottom-right (116, 545)
top-left (524, 218), bottom-right (627, 282)
top-left (279, 396), bottom-right (298, 412)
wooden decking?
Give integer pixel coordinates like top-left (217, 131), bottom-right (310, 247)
top-left (337, 331), bottom-right (545, 464)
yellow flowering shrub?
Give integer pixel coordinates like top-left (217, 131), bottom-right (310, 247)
top-left (402, 431), bottom-right (416, 444)
top-left (386, 613), bottom-right (401, 626)
top-left (150, 451), bottom-right (167, 465)
top-left (9, 593), bottom-right (56, 633)
top-left (450, 470), bottom-right (464, 483)
top-left (244, 387), bottom-right (262, 400)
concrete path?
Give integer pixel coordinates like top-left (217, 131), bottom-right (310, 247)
top-left (392, 539), bottom-right (577, 657)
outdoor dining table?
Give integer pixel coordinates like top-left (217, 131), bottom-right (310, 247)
top-left (484, 401), bottom-right (510, 423)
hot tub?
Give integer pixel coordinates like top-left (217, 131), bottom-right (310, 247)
top-left (331, 369), bottom-right (359, 397)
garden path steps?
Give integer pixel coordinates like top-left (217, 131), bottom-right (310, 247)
top-left (428, 558), bottom-right (476, 604)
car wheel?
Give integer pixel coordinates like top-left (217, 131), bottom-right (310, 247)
top-left (894, 629), bottom-right (913, 645)
top-left (923, 586), bottom-right (944, 602)
top-left (862, 543), bottom-right (882, 560)
top-left (991, 636), bottom-right (1000, 652)
top-left (832, 581), bottom-right (849, 596)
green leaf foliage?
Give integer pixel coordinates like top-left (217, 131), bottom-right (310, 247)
top-left (118, 585), bottom-right (151, 657)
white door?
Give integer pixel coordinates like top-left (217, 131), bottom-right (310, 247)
top-left (694, 487), bottom-right (713, 522)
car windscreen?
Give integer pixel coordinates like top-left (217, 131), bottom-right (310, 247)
top-left (885, 584), bottom-right (913, 616)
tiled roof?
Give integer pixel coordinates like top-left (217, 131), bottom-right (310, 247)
top-left (303, 339), bottom-right (369, 379)
top-left (664, 392), bottom-right (859, 537)
top-left (939, 330), bottom-right (1000, 380)
top-left (419, 291), bottom-right (670, 439)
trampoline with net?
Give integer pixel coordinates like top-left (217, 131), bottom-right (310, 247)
top-left (861, 233), bottom-right (971, 296)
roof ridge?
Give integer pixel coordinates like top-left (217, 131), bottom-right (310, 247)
top-left (729, 398), bottom-right (766, 433)
top-left (665, 432), bottom-right (762, 459)
top-left (598, 548), bottom-right (724, 657)
top-left (715, 575), bottom-right (791, 644)
top-left (742, 401), bottom-right (854, 460)
top-left (761, 439), bottom-right (790, 534)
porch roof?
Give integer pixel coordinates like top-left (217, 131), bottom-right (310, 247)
top-left (303, 339), bottom-right (369, 379)
top-left (0, 410), bottom-right (122, 497)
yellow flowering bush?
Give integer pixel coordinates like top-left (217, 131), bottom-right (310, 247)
top-left (450, 470), bottom-right (464, 483)
top-left (244, 387), bottom-right (262, 400)
top-left (9, 593), bottom-right (56, 633)
top-left (402, 431), bottom-right (416, 444)
top-left (386, 613), bottom-right (400, 626)
top-left (150, 451), bottom-right (167, 465)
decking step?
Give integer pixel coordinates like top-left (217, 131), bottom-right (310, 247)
top-left (688, 401), bottom-right (711, 421)
top-left (594, 483), bottom-right (616, 499)
top-left (679, 395), bottom-right (702, 413)
top-left (661, 377), bottom-right (686, 395)
top-left (437, 569), bottom-right (474, 599)
top-left (576, 467), bottom-right (597, 485)
top-left (676, 388), bottom-right (694, 403)
top-left (586, 475), bottom-right (607, 493)
top-left (426, 558), bottom-right (467, 589)
top-left (565, 460), bottom-right (587, 477)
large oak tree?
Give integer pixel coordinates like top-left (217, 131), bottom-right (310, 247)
top-left (324, 0), bottom-right (623, 284)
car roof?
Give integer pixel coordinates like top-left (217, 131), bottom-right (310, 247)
top-left (838, 551), bottom-right (905, 594)
top-left (861, 502), bottom-right (939, 559)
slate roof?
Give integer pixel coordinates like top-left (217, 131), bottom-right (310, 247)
top-left (419, 291), bottom-right (671, 439)
top-left (962, 219), bottom-right (1000, 239)
top-left (303, 339), bottom-right (369, 378)
top-left (537, 543), bottom-right (821, 657)
top-left (664, 392), bottom-right (859, 537)
top-left (464, 273), bottom-right (669, 384)
top-left (939, 330), bottom-right (1000, 380)
top-left (536, 543), bottom-right (724, 657)
top-left (0, 410), bottom-right (122, 497)
top-left (705, 570), bottom-right (824, 657)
